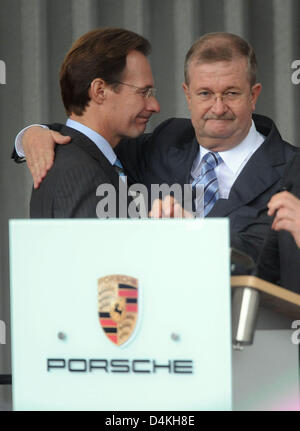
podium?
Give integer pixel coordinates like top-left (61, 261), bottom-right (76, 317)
top-left (9, 219), bottom-right (232, 411)
top-left (231, 275), bottom-right (300, 410)
top-left (9, 219), bottom-right (300, 410)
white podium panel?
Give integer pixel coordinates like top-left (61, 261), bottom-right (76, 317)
top-left (9, 219), bottom-right (231, 411)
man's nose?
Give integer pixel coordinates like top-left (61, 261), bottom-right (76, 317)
top-left (146, 96), bottom-right (160, 113)
top-left (210, 96), bottom-right (228, 116)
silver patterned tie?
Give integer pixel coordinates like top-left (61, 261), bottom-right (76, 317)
top-left (192, 152), bottom-right (222, 216)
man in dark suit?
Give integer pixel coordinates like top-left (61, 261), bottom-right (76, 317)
top-left (116, 113), bottom-right (295, 259)
top-left (26, 27), bottom-right (160, 217)
top-left (13, 32), bottom-right (296, 261)
top-left (256, 153), bottom-right (300, 294)
top-left (115, 33), bottom-right (296, 260)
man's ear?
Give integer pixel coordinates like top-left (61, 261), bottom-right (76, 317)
top-left (182, 82), bottom-right (192, 110)
top-left (89, 78), bottom-right (106, 104)
top-left (250, 83), bottom-right (262, 111)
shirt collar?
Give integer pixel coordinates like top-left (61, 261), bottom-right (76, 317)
top-left (66, 118), bottom-right (117, 165)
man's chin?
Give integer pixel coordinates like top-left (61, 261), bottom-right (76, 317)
top-left (121, 126), bottom-right (147, 140)
top-left (196, 128), bottom-right (238, 150)
top-left (204, 131), bottom-right (234, 141)
top-left (203, 122), bottom-right (235, 139)
top-left (134, 124), bottom-right (147, 136)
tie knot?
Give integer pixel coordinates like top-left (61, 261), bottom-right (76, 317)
top-left (113, 158), bottom-right (125, 176)
top-left (114, 158), bottom-right (124, 169)
top-left (203, 152), bottom-right (222, 168)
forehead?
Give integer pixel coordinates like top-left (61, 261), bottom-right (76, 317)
top-left (122, 50), bottom-right (154, 85)
top-left (188, 57), bottom-right (250, 88)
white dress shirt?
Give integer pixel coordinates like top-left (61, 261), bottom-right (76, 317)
top-left (190, 121), bottom-right (265, 199)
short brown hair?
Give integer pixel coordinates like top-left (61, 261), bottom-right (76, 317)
top-left (60, 27), bottom-right (151, 115)
top-left (184, 32), bottom-right (257, 86)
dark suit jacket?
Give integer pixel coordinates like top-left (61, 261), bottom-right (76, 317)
top-left (30, 125), bottom-right (131, 218)
top-left (13, 115), bottom-right (297, 260)
top-left (116, 114), bottom-right (297, 260)
top-left (256, 153), bottom-right (300, 294)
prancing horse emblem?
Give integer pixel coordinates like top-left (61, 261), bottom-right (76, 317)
top-left (97, 275), bottom-right (138, 346)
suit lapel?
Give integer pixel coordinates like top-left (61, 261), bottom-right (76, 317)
top-left (149, 115), bottom-right (289, 218)
top-left (60, 125), bottom-right (121, 190)
top-left (60, 125), bottom-right (136, 210)
top-left (209, 150), bottom-right (280, 216)
top-left (208, 121), bottom-right (286, 217)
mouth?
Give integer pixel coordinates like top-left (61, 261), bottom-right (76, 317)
top-left (205, 117), bottom-right (234, 122)
top-left (136, 116), bottom-right (151, 124)
top-left (204, 115), bottom-right (235, 122)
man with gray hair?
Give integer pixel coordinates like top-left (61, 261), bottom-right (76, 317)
top-left (13, 32), bottom-right (296, 261)
top-left (118, 32), bottom-right (296, 259)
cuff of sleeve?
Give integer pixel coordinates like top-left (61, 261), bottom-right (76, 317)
top-left (15, 124), bottom-right (49, 158)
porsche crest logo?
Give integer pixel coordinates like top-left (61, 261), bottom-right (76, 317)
top-left (97, 275), bottom-right (138, 346)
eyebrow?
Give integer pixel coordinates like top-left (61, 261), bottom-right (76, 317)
top-left (195, 85), bottom-right (242, 91)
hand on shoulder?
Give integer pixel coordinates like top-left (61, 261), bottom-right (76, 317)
top-left (23, 127), bottom-right (70, 188)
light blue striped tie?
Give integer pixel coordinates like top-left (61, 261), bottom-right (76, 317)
top-left (192, 152), bottom-right (222, 216)
top-left (113, 158), bottom-right (126, 177)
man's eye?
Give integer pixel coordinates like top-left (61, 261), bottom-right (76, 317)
top-left (139, 88), bottom-right (149, 96)
top-left (225, 91), bottom-right (240, 97)
top-left (198, 91), bottom-right (211, 97)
